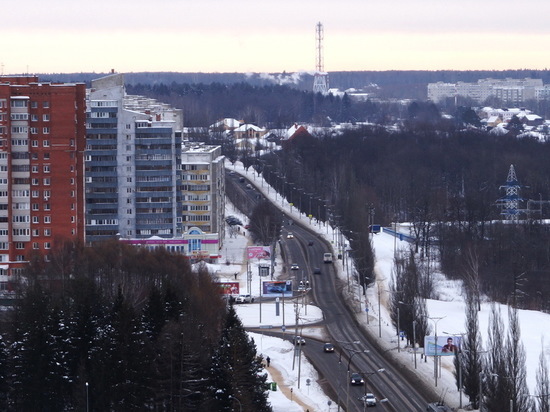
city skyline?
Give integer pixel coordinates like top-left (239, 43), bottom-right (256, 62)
top-left (3, 0), bottom-right (550, 75)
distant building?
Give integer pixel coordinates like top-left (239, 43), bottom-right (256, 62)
top-left (0, 76), bottom-right (86, 283)
top-left (86, 73), bottom-right (184, 242)
top-left (428, 78), bottom-right (543, 104)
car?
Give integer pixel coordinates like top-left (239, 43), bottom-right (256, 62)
top-left (297, 281), bottom-right (306, 292)
top-left (350, 372), bottom-right (364, 385)
top-left (361, 393), bottom-right (377, 407)
top-left (287, 232), bottom-right (294, 239)
top-left (267, 285), bottom-right (286, 294)
top-left (313, 267), bottom-right (321, 275)
top-left (235, 294), bottom-right (254, 304)
top-left (293, 335), bottom-right (306, 345)
top-left (308, 240), bottom-right (314, 246)
top-left (290, 263), bottom-right (299, 270)
top-left (323, 343), bottom-right (335, 353)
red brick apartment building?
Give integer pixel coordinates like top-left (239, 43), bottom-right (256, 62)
top-left (0, 76), bottom-right (86, 286)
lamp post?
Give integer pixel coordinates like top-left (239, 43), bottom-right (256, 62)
top-left (359, 368), bottom-right (385, 412)
top-left (347, 349), bottom-right (369, 412)
top-left (85, 382), bottom-right (89, 412)
top-left (334, 340), bottom-right (360, 412)
top-left (444, 330), bottom-right (466, 409)
top-left (229, 395), bottom-right (242, 412)
top-left (427, 316), bottom-right (446, 387)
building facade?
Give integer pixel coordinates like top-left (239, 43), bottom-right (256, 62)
top-left (181, 144), bottom-right (225, 259)
top-left (86, 74), bottom-right (184, 242)
top-left (0, 76), bottom-right (86, 284)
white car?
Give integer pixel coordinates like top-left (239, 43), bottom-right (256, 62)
top-left (290, 263), bottom-right (299, 270)
top-left (362, 393), bottom-right (377, 407)
top-left (286, 232), bottom-right (294, 239)
top-left (235, 294), bottom-right (254, 304)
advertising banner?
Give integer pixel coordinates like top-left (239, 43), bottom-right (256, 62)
top-left (424, 335), bottom-right (461, 356)
top-left (217, 282), bottom-right (239, 296)
top-left (247, 246), bottom-right (271, 260)
top-left (262, 280), bottom-right (293, 297)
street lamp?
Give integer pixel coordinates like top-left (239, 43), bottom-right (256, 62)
top-left (359, 368), bottom-right (385, 412)
top-left (85, 382), bottom-right (89, 412)
top-left (427, 316), bottom-right (446, 387)
top-left (443, 330), bottom-right (466, 408)
top-left (347, 349), bottom-right (369, 412)
top-left (229, 395), bottom-right (242, 412)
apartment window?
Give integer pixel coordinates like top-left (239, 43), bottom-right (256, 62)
top-left (32, 229), bottom-right (39, 237)
top-left (44, 216), bottom-right (51, 223)
top-left (43, 114), bottom-right (50, 122)
top-left (43, 178), bottom-right (50, 185)
top-left (31, 153), bottom-right (38, 160)
top-left (30, 127), bottom-right (38, 135)
top-left (71, 203), bottom-right (75, 210)
top-left (44, 203), bottom-right (50, 211)
top-left (31, 190), bottom-right (39, 198)
top-left (32, 166), bottom-right (38, 173)
top-left (43, 101), bottom-right (50, 108)
top-left (32, 242), bottom-right (39, 249)
top-left (44, 190), bottom-right (51, 198)
top-left (11, 100), bottom-right (27, 108)
top-left (70, 190), bottom-right (75, 197)
top-left (70, 139), bottom-right (75, 147)
top-left (71, 216), bottom-right (75, 223)
top-left (44, 242), bottom-right (51, 249)
top-left (31, 101), bottom-right (38, 109)
top-left (127, 177), bottom-right (132, 183)
top-left (31, 178), bottom-right (39, 185)
top-left (44, 229), bottom-right (51, 236)
top-left (32, 216), bottom-right (39, 223)
top-left (44, 153), bottom-right (50, 160)
top-left (70, 178), bottom-right (74, 185)
top-left (43, 128), bottom-right (50, 135)
top-left (31, 140), bottom-right (38, 147)
top-left (16, 255), bottom-right (25, 262)
top-left (31, 114), bottom-right (38, 121)
top-left (32, 204), bottom-right (39, 211)
top-left (43, 165), bottom-right (50, 173)
top-left (15, 242), bottom-right (25, 249)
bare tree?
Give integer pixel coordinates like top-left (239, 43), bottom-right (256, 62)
top-left (460, 291), bottom-right (483, 409)
top-left (536, 340), bottom-right (550, 412)
top-left (506, 306), bottom-right (533, 412)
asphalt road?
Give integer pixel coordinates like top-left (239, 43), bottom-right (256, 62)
top-left (234, 171), bottom-right (433, 411)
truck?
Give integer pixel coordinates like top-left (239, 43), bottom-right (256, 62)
top-left (323, 253), bottom-right (333, 263)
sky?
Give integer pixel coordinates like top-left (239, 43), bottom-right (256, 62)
top-left (3, 0), bottom-right (550, 75)
top-left (211, 160), bottom-right (550, 411)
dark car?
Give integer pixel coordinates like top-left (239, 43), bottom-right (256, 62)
top-left (290, 263), bottom-right (299, 270)
top-left (350, 372), bottom-right (364, 385)
top-left (308, 240), bottom-right (314, 246)
top-left (323, 343), bottom-right (335, 353)
top-left (313, 267), bottom-right (321, 275)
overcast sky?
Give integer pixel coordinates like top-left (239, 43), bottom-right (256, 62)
top-left (3, 0), bottom-right (550, 74)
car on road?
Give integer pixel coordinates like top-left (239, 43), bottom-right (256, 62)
top-left (293, 335), bottom-right (306, 345)
top-left (350, 372), bottom-right (364, 385)
top-left (235, 294), bottom-right (255, 304)
top-left (290, 263), bottom-right (299, 270)
top-left (313, 267), bottom-right (321, 275)
top-left (286, 232), bottom-right (294, 239)
top-left (361, 393), bottom-right (377, 407)
top-left (308, 240), bottom-right (314, 246)
top-left (323, 343), bottom-right (335, 353)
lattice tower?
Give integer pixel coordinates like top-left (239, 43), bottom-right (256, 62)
top-left (313, 22), bottom-right (329, 95)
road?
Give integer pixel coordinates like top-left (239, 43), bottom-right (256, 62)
top-left (234, 171), bottom-right (434, 411)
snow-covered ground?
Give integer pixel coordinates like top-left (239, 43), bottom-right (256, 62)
top-left (207, 161), bottom-right (550, 411)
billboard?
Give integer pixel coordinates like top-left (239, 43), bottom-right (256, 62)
top-left (262, 280), bottom-right (293, 297)
top-left (424, 335), bottom-right (462, 357)
top-left (217, 282), bottom-right (240, 296)
top-left (247, 246), bottom-right (271, 260)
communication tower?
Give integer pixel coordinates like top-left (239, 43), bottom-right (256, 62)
top-left (313, 22), bottom-right (329, 95)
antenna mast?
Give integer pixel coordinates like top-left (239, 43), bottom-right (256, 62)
top-left (313, 22), bottom-right (329, 95)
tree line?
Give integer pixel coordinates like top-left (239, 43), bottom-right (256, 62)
top-left (0, 240), bottom-right (270, 412)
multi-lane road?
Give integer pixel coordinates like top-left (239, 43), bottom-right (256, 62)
top-left (230, 171), bottom-right (436, 411)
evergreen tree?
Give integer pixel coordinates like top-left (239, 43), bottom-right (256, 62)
top-left (0, 333), bottom-right (9, 409)
top-left (208, 306), bottom-right (271, 412)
